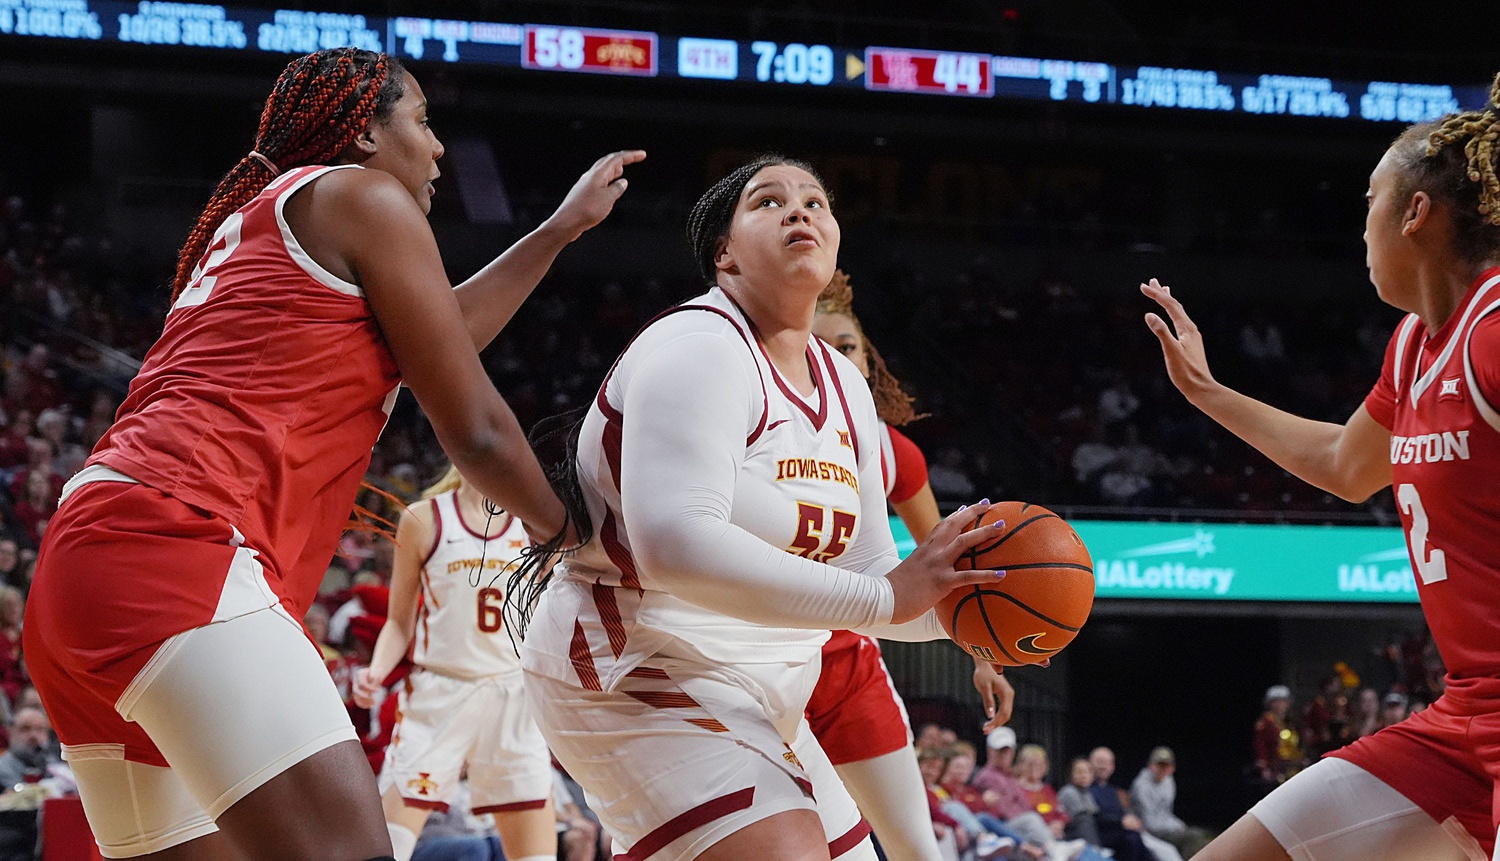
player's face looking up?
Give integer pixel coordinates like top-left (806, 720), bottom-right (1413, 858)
top-left (715, 164), bottom-right (839, 297)
top-left (812, 310), bottom-right (869, 377)
top-left (353, 71), bottom-right (445, 215)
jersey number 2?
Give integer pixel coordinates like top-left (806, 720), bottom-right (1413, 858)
top-left (789, 502), bottom-right (857, 563)
top-left (174, 212), bottom-right (243, 309)
top-left (1397, 484), bottom-right (1448, 585)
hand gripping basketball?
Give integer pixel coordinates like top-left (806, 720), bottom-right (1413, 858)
top-left (938, 501), bottom-right (1095, 667)
top-left (886, 501), bottom-right (1007, 625)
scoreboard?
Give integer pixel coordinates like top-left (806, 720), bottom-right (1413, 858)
top-left (1, 0), bottom-right (1489, 123)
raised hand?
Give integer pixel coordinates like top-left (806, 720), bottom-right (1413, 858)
top-left (1142, 278), bottom-right (1216, 401)
top-left (545, 150), bottom-right (648, 241)
top-left (886, 501), bottom-right (1007, 624)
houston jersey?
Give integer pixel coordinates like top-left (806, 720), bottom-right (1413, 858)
top-left (88, 164), bottom-right (401, 617)
top-left (412, 490), bottom-right (531, 679)
top-left (524, 288), bottom-right (892, 691)
top-left (879, 423), bottom-right (930, 505)
top-left (1365, 267), bottom-right (1500, 678)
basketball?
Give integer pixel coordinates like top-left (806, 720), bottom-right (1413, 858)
top-left (937, 501), bottom-right (1095, 667)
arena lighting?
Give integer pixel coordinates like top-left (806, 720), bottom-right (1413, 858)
top-left (1, 0), bottom-right (1488, 120)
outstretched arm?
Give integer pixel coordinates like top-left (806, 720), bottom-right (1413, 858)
top-left (1142, 278), bottom-right (1391, 502)
top-left (454, 150), bottom-right (645, 351)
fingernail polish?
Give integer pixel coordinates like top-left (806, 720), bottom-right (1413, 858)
top-left (992, 520), bottom-right (1007, 529)
top-left (958, 504), bottom-right (968, 512)
top-left (994, 570), bottom-right (1007, 579)
top-left (978, 498), bottom-right (990, 505)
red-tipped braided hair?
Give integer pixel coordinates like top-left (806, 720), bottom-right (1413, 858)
top-left (170, 48), bottom-right (404, 300)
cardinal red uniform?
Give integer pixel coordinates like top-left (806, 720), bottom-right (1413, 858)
top-left (806, 423), bottom-right (929, 765)
top-left (25, 164), bottom-right (402, 855)
top-left (1324, 267), bottom-right (1500, 854)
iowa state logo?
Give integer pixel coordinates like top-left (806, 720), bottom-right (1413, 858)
top-left (407, 772), bottom-right (439, 797)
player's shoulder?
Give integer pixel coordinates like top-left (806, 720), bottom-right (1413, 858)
top-left (399, 495), bottom-right (441, 534)
top-left (626, 299), bottom-right (758, 370)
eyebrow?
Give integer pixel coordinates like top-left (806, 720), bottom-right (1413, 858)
top-left (745, 180), bottom-right (825, 198)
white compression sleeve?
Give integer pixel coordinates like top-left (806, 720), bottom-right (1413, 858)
top-left (619, 328), bottom-right (898, 630)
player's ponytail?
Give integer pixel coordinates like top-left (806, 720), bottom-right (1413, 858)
top-left (170, 48), bottom-right (405, 301)
top-left (420, 464), bottom-right (463, 500)
top-left (501, 409), bottom-right (595, 642)
top-left (1389, 69), bottom-right (1500, 264)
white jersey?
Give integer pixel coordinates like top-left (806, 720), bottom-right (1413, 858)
top-left (412, 490), bottom-right (530, 679)
top-left (522, 287), bottom-right (901, 693)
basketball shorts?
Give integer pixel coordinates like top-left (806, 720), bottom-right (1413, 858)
top-left (806, 631), bottom-right (913, 765)
top-left (524, 657), bottom-right (871, 861)
top-left (1322, 682), bottom-right (1500, 858)
top-left (1251, 757), bottom-right (1485, 861)
top-left (25, 480), bottom-right (355, 857)
top-left (379, 669), bottom-right (552, 814)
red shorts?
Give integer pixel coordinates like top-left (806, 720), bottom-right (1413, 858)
top-left (805, 630), bottom-right (912, 765)
top-left (25, 481), bottom-right (281, 766)
top-left (1330, 677), bottom-right (1500, 855)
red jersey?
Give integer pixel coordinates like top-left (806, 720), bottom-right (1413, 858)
top-left (1364, 267), bottom-right (1500, 679)
top-left (879, 423), bottom-right (929, 504)
top-left (89, 164), bottom-right (401, 617)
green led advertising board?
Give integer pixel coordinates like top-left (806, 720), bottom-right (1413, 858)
top-left (889, 517), bottom-right (1418, 604)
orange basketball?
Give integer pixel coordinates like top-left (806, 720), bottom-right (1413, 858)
top-left (936, 501), bottom-right (1094, 667)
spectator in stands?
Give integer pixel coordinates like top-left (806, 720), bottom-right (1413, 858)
top-left (1129, 746), bottom-right (1211, 858)
top-left (918, 747), bottom-right (972, 860)
top-left (1253, 684), bottom-right (1304, 786)
top-left (0, 537), bottom-right (23, 592)
top-left (0, 707), bottom-right (60, 789)
top-left (0, 587), bottom-right (24, 705)
top-left (303, 603), bottom-right (340, 663)
top-left (11, 467), bottom-right (56, 547)
top-left (1380, 690), bottom-right (1410, 728)
top-left (1086, 747), bottom-right (1151, 861)
top-left (1014, 744), bottom-right (1069, 838)
top-left (971, 728), bottom-right (1067, 850)
top-left (552, 767), bottom-right (605, 861)
top-left (1349, 687), bottom-right (1381, 740)
top-left (1056, 757), bottom-right (1102, 846)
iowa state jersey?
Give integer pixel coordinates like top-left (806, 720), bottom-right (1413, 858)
top-left (88, 164), bottom-right (402, 617)
top-left (1365, 267), bottom-right (1500, 679)
top-left (412, 490), bottom-right (531, 679)
top-left (524, 288), bottom-right (889, 691)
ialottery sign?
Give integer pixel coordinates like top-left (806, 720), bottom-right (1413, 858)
top-left (890, 517), bottom-right (1419, 603)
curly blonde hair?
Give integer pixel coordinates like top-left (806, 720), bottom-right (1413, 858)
top-left (1389, 71), bottom-right (1500, 262)
top-left (816, 270), bottom-right (924, 426)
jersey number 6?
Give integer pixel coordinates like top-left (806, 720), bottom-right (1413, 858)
top-left (477, 587), bottom-right (504, 633)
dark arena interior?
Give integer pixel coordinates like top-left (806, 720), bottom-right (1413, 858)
top-left (0, 1), bottom-right (1494, 858)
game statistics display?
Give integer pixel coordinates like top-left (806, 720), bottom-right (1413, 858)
top-left (3, 0), bottom-right (1489, 123)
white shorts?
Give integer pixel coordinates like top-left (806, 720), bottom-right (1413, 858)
top-left (65, 605), bottom-right (357, 858)
top-left (524, 658), bottom-right (869, 861)
top-left (1250, 757), bottom-right (1486, 861)
top-left (378, 669), bottom-right (552, 813)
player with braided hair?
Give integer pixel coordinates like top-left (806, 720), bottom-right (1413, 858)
top-left (807, 272), bottom-right (1014, 861)
top-left (24, 47), bottom-right (641, 861)
top-left (1142, 71), bottom-right (1500, 861)
top-left (518, 154), bottom-right (1006, 861)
